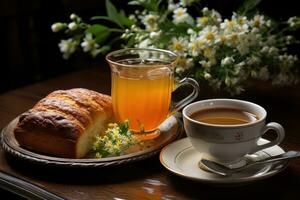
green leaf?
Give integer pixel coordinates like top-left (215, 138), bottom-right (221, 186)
top-left (126, 36), bottom-right (136, 47)
top-left (238, 0), bottom-right (262, 14)
top-left (106, 0), bottom-right (123, 27)
top-left (119, 121), bottom-right (130, 135)
top-left (86, 24), bottom-right (109, 35)
top-left (104, 0), bottom-right (134, 27)
top-left (95, 32), bottom-right (110, 44)
top-left (128, 0), bottom-right (158, 11)
top-left (86, 24), bottom-right (110, 44)
top-left (118, 10), bottom-right (134, 27)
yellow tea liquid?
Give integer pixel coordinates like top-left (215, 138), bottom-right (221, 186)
top-left (111, 65), bottom-right (173, 132)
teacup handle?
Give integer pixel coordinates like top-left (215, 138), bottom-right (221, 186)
top-left (250, 122), bottom-right (285, 154)
top-left (170, 77), bottom-right (200, 114)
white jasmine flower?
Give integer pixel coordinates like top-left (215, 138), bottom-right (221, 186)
top-left (168, 3), bottom-right (177, 11)
top-left (204, 72), bottom-right (212, 80)
top-left (170, 37), bottom-right (188, 54)
top-left (180, 0), bottom-right (191, 7)
top-left (268, 47), bottom-right (279, 55)
top-left (187, 28), bottom-right (196, 35)
top-left (251, 27), bottom-right (259, 33)
top-left (128, 14), bottom-right (137, 22)
top-left (203, 48), bottom-right (216, 60)
top-left (235, 33), bottom-right (250, 55)
top-left (261, 46), bottom-right (269, 53)
top-left (202, 7), bottom-right (209, 16)
top-left (258, 67), bottom-right (269, 81)
top-left (247, 56), bottom-right (261, 65)
top-left (188, 38), bottom-right (203, 56)
top-left (285, 35), bottom-right (293, 45)
top-left (70, 13), bottom-right (78, 20)
top-left (225, 76), bottom-right (231, 86)
top-left (175, 66), bottom-right (184, 74)
top-left (220, 19), bottom-right (237, 31)
top-left (149, 31), bottom-right (161, 39)
top-left (199, 60), bottom-right (211, 68)
top-left (236, 61), bottom-right (245, 68)
top-left (51, 23), bottom-right (65, 32)
top-left (142, 14), bottom-right (158, 31)
top-left (173, 7), bottom-right (189, 24)
top-left (81, 34), bottom-right (99, 52)
top-left (178, 57), bottom-right (194, 70)
top-left (136, 38), bottom-right (153, 48)
top-left (211, 10), bottom-right (222, 23)
top-left (196, 16), bottom-right (209, 27)
top-left (188, 32), bottom-right (206, 56)
top-left (234, 86), bottom-right (244, 95)
top-left (168, 0), bottom-right (178, 11)
top-left (221, 57), bottom-right (234, 66)
top-left (198, 26), bottom-right (218, 45)
top-left (250, 15), bottom-right (265, 28)
top-left (287, 16), bottom-right (299, 28)
top-left (216, 34), bottom-right (226, 44)
top-left (58, 39), bottom-right (78, 59)
top-left (68, 22), bottom-right (78, 31)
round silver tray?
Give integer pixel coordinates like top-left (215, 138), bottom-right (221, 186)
top-left (1, 115), bottom-right (182, 168)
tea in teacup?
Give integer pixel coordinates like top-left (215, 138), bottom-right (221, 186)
top-left (190, 107), bottom-right (258, 125)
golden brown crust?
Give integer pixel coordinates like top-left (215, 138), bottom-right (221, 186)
top-left (14, 88), bottom-right (113, 158)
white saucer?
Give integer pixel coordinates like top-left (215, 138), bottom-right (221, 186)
top-left (160, 138), bottom-right (289, 185)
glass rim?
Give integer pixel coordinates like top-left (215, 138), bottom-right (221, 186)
top-left (105, 48), bottom-right (178, 68)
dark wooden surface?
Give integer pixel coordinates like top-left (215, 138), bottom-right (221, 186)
top-left (0, 66), bottom-right (300, 200)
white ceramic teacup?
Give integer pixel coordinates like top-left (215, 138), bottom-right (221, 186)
top-left (182, 99), bottom-right (285, 166)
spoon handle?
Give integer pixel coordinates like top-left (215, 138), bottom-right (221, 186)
top-left (259, 151), bottom-right (300, 164)
top-left (230, 151), bottom-right (300, 174)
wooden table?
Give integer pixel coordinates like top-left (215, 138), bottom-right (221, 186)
top-left (0, 66), bottom-right (300, 200)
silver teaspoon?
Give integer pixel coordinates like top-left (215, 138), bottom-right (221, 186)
top-left (200, 151), bottom-right (300, 176)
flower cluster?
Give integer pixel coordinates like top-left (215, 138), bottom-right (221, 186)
top-left (52, 0), bottom-right (300, 94)
top-left (93, 121), bottom-right (136, 158)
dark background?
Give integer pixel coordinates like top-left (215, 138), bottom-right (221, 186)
top-left (0, 0), bottom-right (299, 94)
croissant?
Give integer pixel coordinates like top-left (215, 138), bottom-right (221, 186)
top-left (14, 88), bottom-right (113, 158)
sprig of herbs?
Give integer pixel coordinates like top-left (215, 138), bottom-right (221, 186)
top-left (93, 120), bottom-right (136, 158)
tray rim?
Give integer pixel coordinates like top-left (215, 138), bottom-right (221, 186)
top-left (1, 115), bottom-right (182, 168)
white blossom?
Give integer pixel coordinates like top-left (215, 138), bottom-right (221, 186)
top-left (168, 0), bottom-right (178, 11)
top-left (221, 57), bottom-right (234, 66)
top-left (287, 16), bottom-right (300, 28)
top-left (142, 14), bottom-right (158, 31)
top-left (149, 31), bottom-right (161, 39)
top-left (136, 38), bottom-right (153, 48)
top-left (68, 22), bottom-right (78, 31)
top-left (173, 7), bottom-right (190, 24)
top-left (250, 15), bottom-right (266, 29)
top-left (204, 72), bottom-right (212, 80)
top-left (202, 7), bottom-right (209, 16)
top-left (258, 67), bottom-right (270, 81)
top-left (58, 39), bottom-right (77, 59)
top-left (199, 60), bottom-right (212, 68)
top-left (170, 37), bottom-right (188, 54)
top-left (51, 23), bottom-right (65, 32)
top-left (70, 13), bottom-right (78, 20)
top-left (81, 34), bottom-right (99, 52)
top-left (198, 25), bottom-right (218, 46)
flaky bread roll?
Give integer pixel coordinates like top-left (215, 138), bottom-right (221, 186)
top-left (14, 88), bottom-right (113, 158)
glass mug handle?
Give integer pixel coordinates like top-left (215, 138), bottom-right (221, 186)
top-left (170, 77), bottom-right (200, 114)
